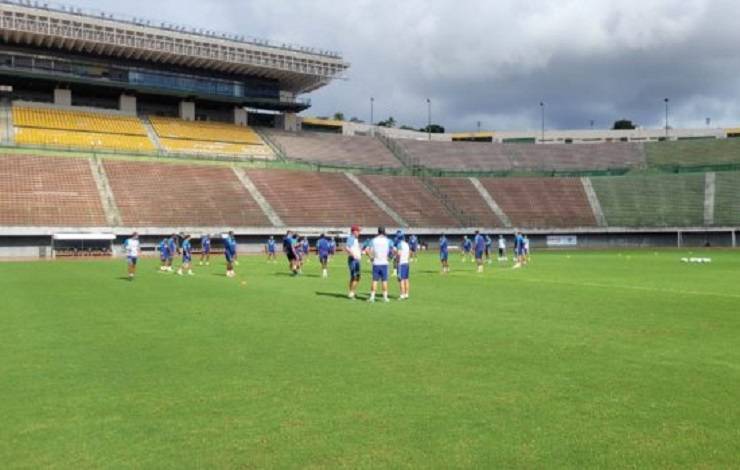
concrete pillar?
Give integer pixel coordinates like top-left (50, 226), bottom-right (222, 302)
top-left (732, 230), bottom-right (737, 248)
top-left (179, 101), bottom-right (195, 121)
top-left (54, 88), bottom-right (71, 106)
top-left (234, 107), bottom-right (248, 126)
top-left (119, 94), bottom-right (137, 114)
top-left (282, 112), bottom-right (299, 132)
top-left (677, 231), bottom-right (683, 248)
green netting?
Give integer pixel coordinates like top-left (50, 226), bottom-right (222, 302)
top-left (591, 173), bottom-right (705, 227)
top-left (714, 172), bottom-right (740, 226)
top-left (646, 139), bottom-right (740, 169)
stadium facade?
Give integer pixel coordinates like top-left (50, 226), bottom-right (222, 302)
top-left (0, 1), bottom-right (738, 259)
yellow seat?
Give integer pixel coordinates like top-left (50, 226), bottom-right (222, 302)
top-left (15, 127), bottom-right (156, 152)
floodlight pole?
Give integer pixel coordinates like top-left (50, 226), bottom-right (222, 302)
top-left (427, 98), bottom-right (432, 141)
top-left (664, 98), bottom-right (670, 140)
top-left (370, 96), bottom-right (374, 135)
top-left (540, 101), bottom-right (545, 142)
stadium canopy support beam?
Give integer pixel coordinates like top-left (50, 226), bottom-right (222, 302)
top-left (732, 230), bottom-right (737, 248)
top-left (54, 88), bottom-right (71, 106)
top-left (119, 94), bottom-right (137, 115)
top-left (179, 100), bottom-right (195, 121)
top-left (234, 107), bottom-right (248, 126)
top-left (677, 231), bottom-right (683, 248)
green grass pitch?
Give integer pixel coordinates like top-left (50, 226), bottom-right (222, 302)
top-left (1, 249), bottom-right (739, 468)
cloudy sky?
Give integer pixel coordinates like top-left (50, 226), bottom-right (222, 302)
top-left (74, 0), bottom-right (740, 132)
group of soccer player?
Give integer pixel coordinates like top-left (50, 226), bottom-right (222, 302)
top-left (457, 231), bottom-right (530, 271)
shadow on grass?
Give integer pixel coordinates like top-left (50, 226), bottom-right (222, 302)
top-left (316, 291), bottom-right (366, 300)
top-left (275, 272), bottom-right (320, 278)
top-left (117, 276), bottom-right (133, 281)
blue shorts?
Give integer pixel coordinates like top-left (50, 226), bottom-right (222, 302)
top-left (160, 254), bottom-right (167, 262)
top-left (516, 248), bottom-right (525, 256)
top-left (183, 254), bottom-right (192, 263)
top-left (225, 252), bottom-right (235, 263)
top-left (319, 253), bottom-right (329, 264)
top-left (348, 258), bottom-right (361, 281)
top-left (202, 246), bottom-right (211, 254)
top-left (475, 250), bottom-right (485, 260)
top-left (440, 252), bottom-right (448, 262)
top-left (398, 263), bottom-right (409, 281)
top-left (127, 256), bottom-right (138, 266)
top-left (372, 264), bottom-right (389, 282)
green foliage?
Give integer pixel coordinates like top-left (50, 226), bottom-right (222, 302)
top-left (376, 116), bottom-right (396, 128)
top-left (332, 112), bottom-right (345, 121)
top-left (421, 124), bottom-right (446, 133)
top-left (612, 119), bottom-right (636, 130)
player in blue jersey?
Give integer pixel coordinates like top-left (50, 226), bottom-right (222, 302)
top-left (485, 234), bottom-right (493, 264)
top-left (345, 225), bottom-right (362, 299)
top-left (283, 231), bottom-right (299, 275)
top-left (223, 231), bottom-right (237, 278)
top-left (514, 231), bottom-right (526, 269)
top-left (462, 235), bottom-right (472, 262)
top-left (317, 233), bottom-right (331, 278)
top-left (165, 234), bottom-right (178, 272)
top-left (391, 230), bottom-right (403, 276)
top-left (158, 237), bottom-right (169, 272)
top-left (329, 237), bottom-right (337, 259)
top-left (439, 234), bottom-right (450, 274)
top-left (123, 232), bottom-right (140, 280)
top-left (301, 237), bottom-right (310, 263)
top-left (473, 230), bottom-right (486, 273)
top-left (409, 234), bottom-right (419, 263)
top-left (266, 236), bottom-right (277, 263)
top-left (178, 234), bottom-right (194, 276)
top-left (199, 233), bottom-right (211, 266)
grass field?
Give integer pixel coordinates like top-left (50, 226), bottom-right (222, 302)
top-left (2, 250), bottom-right (739, 468)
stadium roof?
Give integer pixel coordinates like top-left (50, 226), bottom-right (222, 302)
top-left (0, 0), bottom-right (350, 94)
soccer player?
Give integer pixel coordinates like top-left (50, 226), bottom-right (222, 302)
top-left (266, 236), bottom-right (277, 263)
top-left (345, 225), bottom-right (362, 299)
top-left (439, 234), bottom-right (450, 274)
top-left (283, 231), bottom-right (299, 275)
top-left (301, 237), bottom-right (310, 262)
top-left (473, 230), bottom-right (486, 273)
top-left (224, 231), bottom-right (237, 278)
top-left (123, 232), bottom-right (140, 280)
top-left (317, 233), bottom-right (331, 278)
top-left (158, 237), bottom-right (169, 272)
top-left (366, 227), bottom-right (391, 303)
top-left (409, 234), bottom-right (419, 262)
top-left (485, 234), bottom-right (493, 264)
top-left (462, 235), bottom-right (472, 262)
top-left (165, 234), bottom-right (178, 272)
top-left (362, 238), bottom-right (373, 264)
top-left (294, 233), bottom-right (304, 273)
top-left (178, 234), bottom-right (194, 276)
top-left (392, 230), bottom-right (403, 276)
top-left (396, 234), bottom-right (411, 299)
top-left (513, 231), bottom-right (525, 269)
top-left (524, 235), bottom-right (531, 264)
top-left (199, 233), bottom-right (211, 266)
top-left (329, 237), bottom-right (337, 260)
top-left (498, 234), bottom-right (507, 261)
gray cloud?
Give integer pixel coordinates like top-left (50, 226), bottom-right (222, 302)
top-left (73, 0), bottom-right (740, 131)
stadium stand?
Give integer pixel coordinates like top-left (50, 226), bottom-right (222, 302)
top-left (13, 106), bottom-right (156, 152)
top-left (645, 139), bottom-right (740, 168)
top-left (262, 130), bottom-right (402, 168)
top-left (590, 173), bottom-right (705, 227)
top-left (428, 177), bottom-right (505, 227)
top-left (714, 172), bottom-right (740, 226)
top-left (103, 160), bottom-right (270, 227)
top-left (479, 177), bottom-right (597, 228)
top-left (356, 175), bottom-right (461, 227)
top-left (0, 155), bottom-right (107, 226)
top-left (394, 140), bottom-right (645, 172)
top-left (150, 117), bottom-right (273, 158)
top-left (246, 169), bottom-right (397, 227)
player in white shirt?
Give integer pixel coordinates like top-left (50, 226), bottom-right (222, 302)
top-left (344, 225), bottom-right (363, 299)
top-left (366, 227), bottom-right (391, 303)
top-left (123, 232), bottom-right (140, 280)
top-left (498, 235), bottom-right (507, 261)
top-left (524, 236), bottom-right (531, 264)
top-left (396, 235), bottom-right (411, 300)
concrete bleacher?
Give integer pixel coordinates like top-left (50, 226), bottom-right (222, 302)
top-left (645, 138), bottom-right (740, 168)
top-left (150, 117), bottom-right (273, 158)
top-left (103, 160), bottom-right (270, 227)
top-left (263, 130), bottom-right (402, 169)
top-left (357, 175), bottom-right (461, 227)
top-left (590, 173), bottom-right (705, 227)
top-left (395, 140), bottom-right (645, 172)
top-left (246, 169), bottom-right (397, 227)
top-left (480, 177), bottom-right (597, 228)
top-left (428, 177), bottom-right (505, 227)
top-left (714, 172), bottom-right (740, 226)
top-left (0, 155), bottom-right (107, 226)
top-left (13, 106), bottom-right (156, 153)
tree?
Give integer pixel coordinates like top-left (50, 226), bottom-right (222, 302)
top-left (420, 124), bottom-right (445, 133)
top-left (377, 116), bottom-right (396, 128)
top-left (333, 112), bottom-right (345, 121)
top-left (349, 117), bottom-right (364, 123)
top-left (612, 119), bottom-right (636, 130)
top-left (399, 125), bottom-right (416, 131)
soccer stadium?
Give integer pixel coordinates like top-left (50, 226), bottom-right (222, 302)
top-left (1, 0), bottom-right (739, 468)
